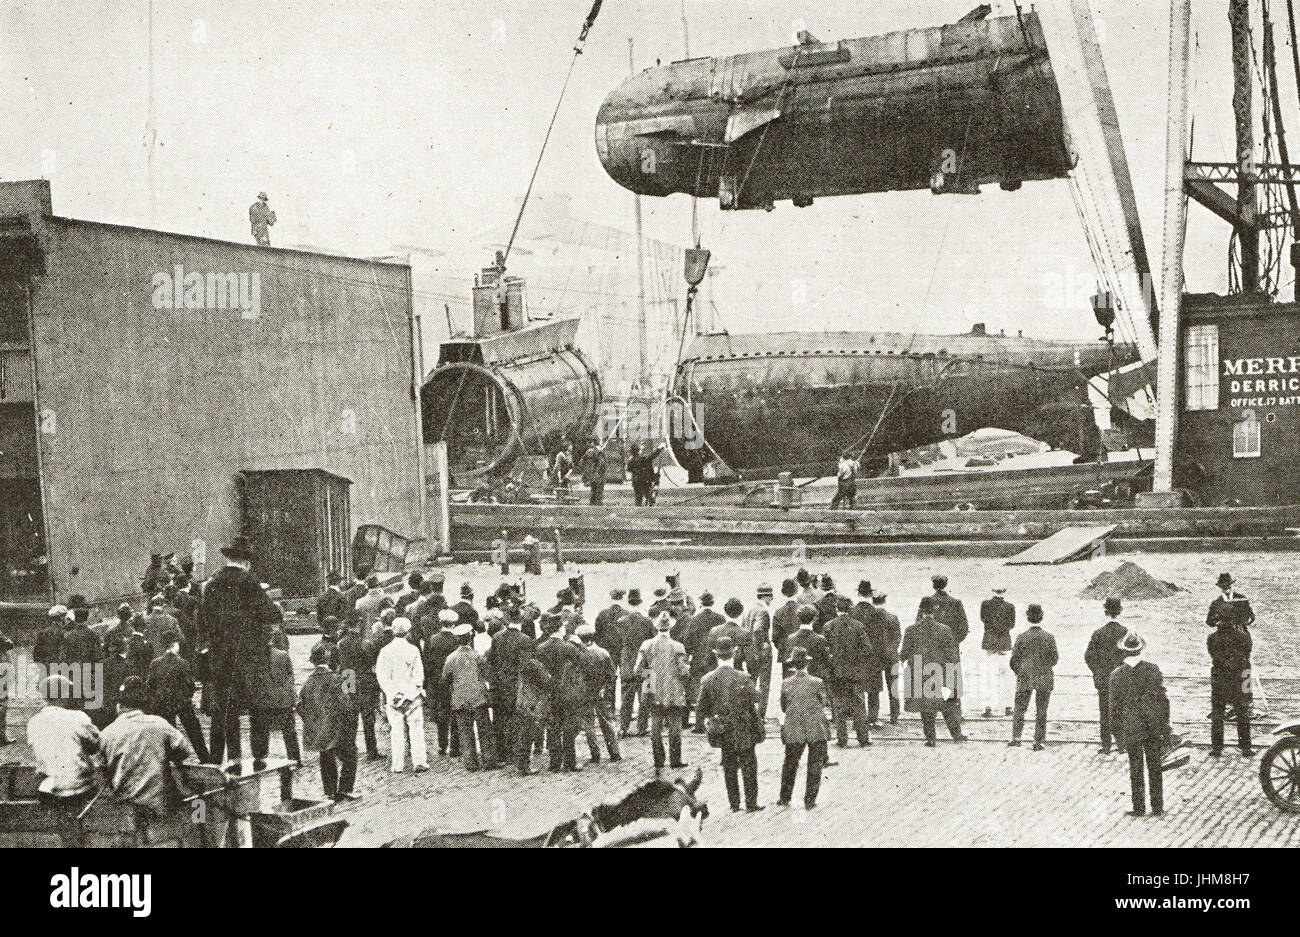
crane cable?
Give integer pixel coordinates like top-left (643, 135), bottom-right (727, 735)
top-left (501, 0), bottom-right (604, 271)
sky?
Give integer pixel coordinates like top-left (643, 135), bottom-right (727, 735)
top-left (1, 0), bottom-right (1293, 343)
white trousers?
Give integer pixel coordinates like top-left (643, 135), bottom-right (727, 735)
top-left (386, 703), bottom-right (428, 771)
top-left (981, 650), bottom-right (1013, 712)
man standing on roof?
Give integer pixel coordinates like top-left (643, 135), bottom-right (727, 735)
top-left (250, 191), bottom-right (277, 246)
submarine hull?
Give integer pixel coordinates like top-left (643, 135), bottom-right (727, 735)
top-left (670, 330), bottom-right (1137, 480)
top-left (596, 12), bottom-right (1072, 210)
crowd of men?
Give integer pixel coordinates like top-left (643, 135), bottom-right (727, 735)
top-left (4, 537), bottom-right (1262, 824)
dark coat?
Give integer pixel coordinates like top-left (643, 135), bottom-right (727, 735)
top-left (59, 624), bottom-right (103, 666)
top-left (297, 668), bottom-right (355, 752)
top-left (814, 592), bottom-right (841, 631)
top-left (685, 608), bottom-right (726, 676)
top-left (258, 648), bottom-right (297, 711)
top-left (593, 603), bottom-right (625, 659)
top-left (316, 587), bottom-right (347, 630)
top-left (617, 610), bottom-right (655, 673)
top-left (697, 665), bottom-right (764, 750)
top-left (858, 605), bottom-right (900, 665)
top-left (1084, 620), bottom-right (1129, 689)
top-left (783, 628), bottom-right (831, 680)
top-left (578, 643), bottom-right (618, 703)
top-left (1207, 592), bottom-right (1255, 630)
top-left (33, 625), bottom-right (65, 668)
top-left (772, 599), bottom-right (801, 658)
top-left (198, 564), bottom-right (282, 709)
top-left (1207, 626), bottom-right (1253, 702)
top-left (487, 627), bottom-right (535, 703)
top-left (927, 590), bottom-right (969, 646)
top-left (899, 617), bottom-right (959, 713)
top-left (706, 621), bottom-right (753, 674)
top-left (1010, 626), bottom-right (1058, 693)
top-left (147, 651), bottom-right (197, 714)
top-left (1108, 660), bottom-right (1170, 747)
top-left (423, 630), bottom-right (461, 700)
top-left (780, 671), bottom-right (831, 744)
top-left (823, 613), bottom-right (877, 682)
top-left (95, 654), bottom-right (136, 729)
top-left (534, 634), bottom-right (585, 711)
top-left (979, 596), bottom-right (1016, 652)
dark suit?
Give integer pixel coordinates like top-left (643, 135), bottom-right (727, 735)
top-left (256, 648), bottom-right (301, 762)
top-left (199, 563), bottom-right (282, 763)
top-left (1207, 591), bottom-right (1254, 631)
top-left (423, 629), bottom-right (462, 755)
top-left (772, 599), bottom-right (801, 661)
top-left (337, 631), bottom-right (380, 757)
top-left (535, 634), bottom-right (583, 770)
top-left (617, 610), bottom-right (655, 734)
top-left (1109, 660), bottom-right (1170, 814)
top-left (782, 628), bottom-right (831, 680)
top-left (857, 604), bottom-right (901, 722)
top-left (697, 665), bottom-right (764, 810)
top-left (900, 617), bottom-right (963, 742)
top-left (1208, 626), bottom-right (1253, 753)
top-left (1084, 619), bottom-right (1129, 749)
top-left (297, 668), bottom-right (357, 797)
top-left (779, 671), bottom-right (830, 807)
top-left (824, 613), bottom-right (876, 745)
top-left (706, 621), bottom-right (753, 674)
top-left (147, 651), bottom-right (210, 761)
top-left (979, 597), bottom-right (1016, 651)
top-left (1009, 626), bottom-right (1057, 745)
top-left (33, 624), bottom-right (64, 670)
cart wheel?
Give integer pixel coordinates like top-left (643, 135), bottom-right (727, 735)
top-left (1259, 735), bottom-right (1300, 812)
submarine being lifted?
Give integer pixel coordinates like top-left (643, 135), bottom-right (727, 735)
top-left (596, 6), bottom-right (1073, 209)
top-left (669, 326), bottom-right (1138, 482)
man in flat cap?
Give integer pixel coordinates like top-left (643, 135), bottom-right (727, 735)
top-left (576, 623), bottom-right (620, 763)
top-left (697, 635), bottom-right (764, 812)
top-left (249, 191), bottom-right (276, 246)
top-left (442, 622), bottom-right (499, 771)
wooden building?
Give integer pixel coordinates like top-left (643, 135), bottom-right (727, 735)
top-left (0, 181), bottom-right (424, 606)
top-left (1176, 293), bottom-right (1300, 505)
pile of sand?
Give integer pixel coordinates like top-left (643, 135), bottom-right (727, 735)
top-left (1078, 560), bottom-right (1181, 601)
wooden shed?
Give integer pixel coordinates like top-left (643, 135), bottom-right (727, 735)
top-left (238, 469), bottom-right (352, 598)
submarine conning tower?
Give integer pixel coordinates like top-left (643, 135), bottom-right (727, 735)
top-left (595, 8), bottom-right (1073, 210)
top-left (421, 256), bottom-right (601, 485)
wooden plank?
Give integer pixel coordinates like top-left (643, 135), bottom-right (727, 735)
top-left (1005, 525), bottom-right (1117, 565)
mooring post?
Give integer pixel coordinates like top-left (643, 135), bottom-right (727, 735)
top-left (497, 528), bottom-right (510, 575)
top-left (552, 528), bottom-right (566, 572)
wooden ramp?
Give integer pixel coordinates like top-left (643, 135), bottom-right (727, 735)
top-left (1006, 525), bottom-right (1117, 565)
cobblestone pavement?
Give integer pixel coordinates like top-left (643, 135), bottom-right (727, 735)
top-left (312, 715), bottom-right (1300, 848)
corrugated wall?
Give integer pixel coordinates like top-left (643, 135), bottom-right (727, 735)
top-left (27, 217), bottom-right (421, 601)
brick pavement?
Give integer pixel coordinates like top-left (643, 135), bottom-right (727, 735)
top-left (311, 716), bottom-right (1300, 848)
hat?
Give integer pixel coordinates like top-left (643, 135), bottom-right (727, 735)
top-left (757, 583), bottom-right (773, 597)
top-left (220, 535), bottom-right (255, 562)
top-left (699, 591), bottom-right (714, 606)
top-left (557, 587), bottom-right (575, 604)
top-left (819, 574), bottom-right (833, 590)
top-left (1118, 630), bottom-right (1144, 655)
top-left (150, 553), bottom-right (163, 564)
top-left (486, 608), bottom-right (505, 621)
top-left (712, 635), bottom-right (735, 654)
top-left (871, 591), bottom-right (887, 603)
top-left (48, 604), bottom-right (69, 620)
top-left (309, 643), bottom-right (334, 665)
top-left (327, 571), bottom-right (343, 585)
top-left (992, 586), bottom-right (1007, 594)
top-left (1103, 597), bottom-right (1123, 617)
top-left (452, 623), bottom-right (473, 637)
top-left (428, 572), bottom-right (446, 585)
top-left (857, 579), bottom-right (872, 597)
top-left (257, 191), bottom-right (269, 201)
top-left (787, 647), bottom-right (810, 666)
top-left (1216, 572), bottom-right (1235, 589)
top-left (117, 602), bottom-right (134, 615)
top-left (931, 574), bottom-right (948, 589)
top-left (627, 588), bottom-right (642, 605)
top-left (575, 623), bottom-right (596, 639)
top-left (653, 587), bottom-right (667, 598)
top-left (460, 583), bottom-right (474, 598)
top-left (438, 609), bottom-right (459, 625)
top-left (117, 675), bottom-right (148, 709)
top-left (610, 588), bottom-right (626, 600)
top-left (654, 613), bottom-right (673, 631)
top-left (67, 594), bottom-right (89, 609)
top-left (392, 617), bottom-right (413, 637)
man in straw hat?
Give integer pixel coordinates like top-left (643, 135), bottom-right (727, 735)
top-left (1109, 630), bottom-right (1172, 817)
top-left (197, 534), bottom-right (282, 771)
